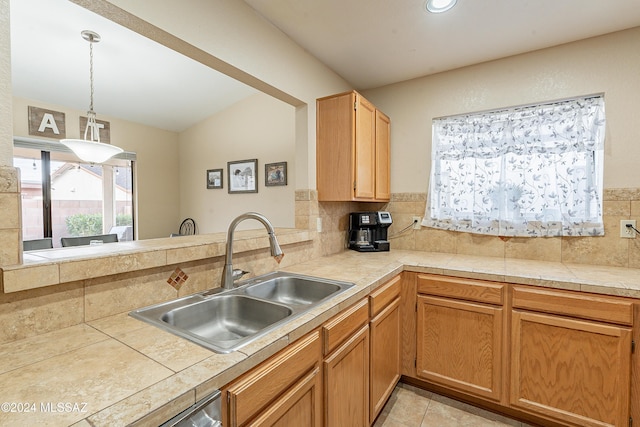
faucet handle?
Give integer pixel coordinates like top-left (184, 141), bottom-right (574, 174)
top-left (232, 269), bottom-right (250, 282)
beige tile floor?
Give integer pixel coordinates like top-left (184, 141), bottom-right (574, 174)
top-left (374, 383), bottom-right (536, 427)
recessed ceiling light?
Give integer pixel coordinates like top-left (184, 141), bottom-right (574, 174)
top-left (425, 0), bottom-right (457, 13)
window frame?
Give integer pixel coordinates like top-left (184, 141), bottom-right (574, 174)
top-left (14, 136), bottom-right (137, 245)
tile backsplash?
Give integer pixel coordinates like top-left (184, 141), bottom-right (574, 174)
top-left (384, 189), bottom-right (640, 268)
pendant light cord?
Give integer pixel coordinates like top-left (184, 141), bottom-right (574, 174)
top-left (83, 32), bottom-right (100, 143)
top-left (89, 35), bottom-right (94, 114)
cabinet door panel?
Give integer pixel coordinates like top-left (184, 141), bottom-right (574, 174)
top-left (324, 324), bottom-right (370, 427)
top-left (370, 297), bottom-right (401, 423)
top-left (354, 95), bottom-right (376, 199)
top-left (224, 331), bottom-right (321, 427)
top-left (316, 92), bottom-right (355, 201)
top-left (416, 295), bottom-right (503, 401)
top-left (323, 298), bottom-right (368, 355)
top-left (511, 311), bottom-right (631, 427)
top-left (374, 110), bottom-right (390, 201)
top-left (249, 366), bottom-right (322, 427)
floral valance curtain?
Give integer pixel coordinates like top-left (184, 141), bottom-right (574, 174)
top-left (423, 95), bottom-right (605, 237)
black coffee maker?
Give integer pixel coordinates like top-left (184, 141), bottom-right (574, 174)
top-left (348, 211), bottom-right (392, 252)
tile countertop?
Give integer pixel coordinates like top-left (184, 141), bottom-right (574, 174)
top-left (2, 249), bottom-right (640, 426)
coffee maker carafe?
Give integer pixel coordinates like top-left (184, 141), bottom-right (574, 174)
top-left (348, 211), bottom-right (392, 252)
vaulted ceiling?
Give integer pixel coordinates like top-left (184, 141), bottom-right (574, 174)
top-left (10, 0), bottom-right (640, 132)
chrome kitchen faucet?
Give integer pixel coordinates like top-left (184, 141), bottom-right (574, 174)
top-left (221, 212), bottom-right (284, 289)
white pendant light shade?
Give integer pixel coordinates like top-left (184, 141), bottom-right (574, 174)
top-left (61, 30), bottom-right (124, 164)
top-left (60, 138), bottom-right (124, 163)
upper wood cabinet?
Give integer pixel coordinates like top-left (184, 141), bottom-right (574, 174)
top-left (316, 91), bottom-right (391, 202)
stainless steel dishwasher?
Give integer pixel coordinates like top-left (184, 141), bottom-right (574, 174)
top-left (160, 390), bottom-right (221, 427)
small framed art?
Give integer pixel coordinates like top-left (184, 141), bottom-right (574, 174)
top-left (228, 159), bottom-right (258, 193)
top-left (265, 162), bottom-right (287, 186)
top-left (206, 169), bottom-right (223, 189)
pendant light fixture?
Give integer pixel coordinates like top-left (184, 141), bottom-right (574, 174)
top-left (425, 0), bottom-right (457, 13)
top-left (60, 30), bottom-right (123, 163)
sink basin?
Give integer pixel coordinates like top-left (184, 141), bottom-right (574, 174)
top-left (161, 295), bottom-right (292, 351)
top-left (130, 272), bottom-right (355, 353)
top-left (244, 275), bottom-right (342, 305)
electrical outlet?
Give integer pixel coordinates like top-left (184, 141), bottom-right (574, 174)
top-left (316, 217), bottom-right (323, 233)
top-left (412, 216), bottom-right (422, 230)
top-left (620, 220), bottom-right (636, 238)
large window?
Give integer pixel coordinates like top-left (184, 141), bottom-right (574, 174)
top-left (14, 139), bottom-right (135, 248)
top-left (423, 95), bottom-right (605, 237)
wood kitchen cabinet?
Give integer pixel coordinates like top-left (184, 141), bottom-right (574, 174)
top-left (510, 286), bottom-right (634, 427)
top-left (316, 90), bottom-right (390, 202)
top-left (369, 275), bottom-right (401, 423)
top-left (222, 330), bottom-right (322, 427)
top-left (415, 274), bottom-right (505, 402)
top-left (322, 298), bottom-right (370, 427)
top-left (374, 110), bottom-right (391, 200)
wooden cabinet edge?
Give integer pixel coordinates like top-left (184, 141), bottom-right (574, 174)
top-left (512, 285), bottom-right (634, 326)
top-left (322, 298), bottom-right (369, 355)
top-left (222, 330), bottom-right (321, 427)
top-left (417, 273), bottom-right (504, 305)
top-left (370, 274), bottom-right (402, 317)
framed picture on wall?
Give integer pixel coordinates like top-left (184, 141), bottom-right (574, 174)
top-left (206, 168), bottom-right (223, 189)
top-left (228, 159), bottom-right (258, 193)
top-left (265, 162), bottom-right (287, 186)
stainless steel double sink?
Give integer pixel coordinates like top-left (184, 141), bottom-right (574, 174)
top-left (129, 272), bottom-right (355, 353)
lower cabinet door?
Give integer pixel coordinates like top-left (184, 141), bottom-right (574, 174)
top-left (416, 294), bottom-right (503, 401)
top-left (249, 366), bottom-right (322, 427)
top-left (223, 331), bottom-right (321, 427)
top-left (511, 310), bottom-right (632, 427)
top-left (324, 324), bottom-right (370, 427)
top-left (369, 297), bottom-right (401, 423)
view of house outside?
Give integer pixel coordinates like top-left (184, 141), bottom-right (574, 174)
top-left (15, 157), bottom-right (133, 247)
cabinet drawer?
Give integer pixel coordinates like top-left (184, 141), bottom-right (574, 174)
top-left (512, 286), bottom-right (633, 326)
top-left (369, 275), bottom-right (401, 317)
top-left (323, 299), bottom-right (369, 355)
top-left (417, 274), bottom-right (504, 305)
top-left (224, 330), bottom-right (321, 427)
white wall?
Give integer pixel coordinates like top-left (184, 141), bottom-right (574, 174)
top-left (92, 0), bottom-right (352, 190)
top-left (0, 0), bottom-right (11, 166)
top-left (363, 27), bottom-right (640, 192)
top-left (179, 92), bottom-right (295, 232)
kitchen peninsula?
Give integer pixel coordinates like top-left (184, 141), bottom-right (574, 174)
top-left (1, 241), bottom-right (639, 426)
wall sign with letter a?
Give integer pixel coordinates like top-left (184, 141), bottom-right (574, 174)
top-left (28, 106), bottom-right (66, 139)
